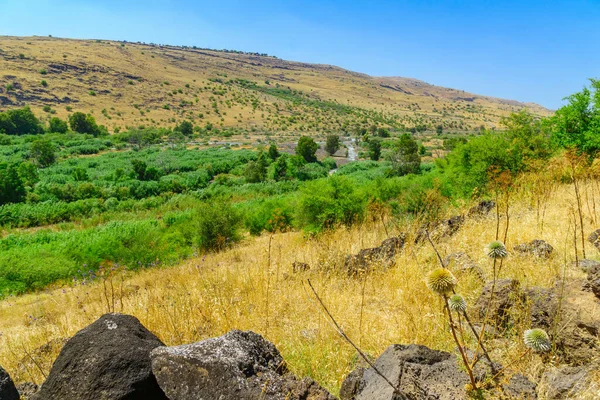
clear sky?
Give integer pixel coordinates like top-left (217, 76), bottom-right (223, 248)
top-left (1, 0), bottom-right (598, 109)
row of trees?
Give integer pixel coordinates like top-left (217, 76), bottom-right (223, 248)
top-left (0, 107), bottom-right (107, 137)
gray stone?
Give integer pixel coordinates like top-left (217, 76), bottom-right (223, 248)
top-left (443, 252), bottom-right (485, 281)
top-left (588, 264), bottom-right (600, 299)
top-left (468, 200), bottom-right (496, 217)
top-left (472, 279), bottom-right (522, 328)
top-left (150, 330), bottom-right (334, 400)
top-left (0, 365), bottom-right (19, 400)
top-left (587, 229), bottom-right (600, 252)
top-left (572, 259), bottom-right (600, 272)
top-left (342, 344), bottom-right (469, 400)
top-left (344, 234), bottom-right (406, 276)
top-left (15, 382), bottom-right (38, 399)
top-left (32, 313), bottom-right (167, 400)
top-left (540, 365), bottom-right (592, 399)
top-left (513, 240), bottom-right (554, 258)
top-left (501, 373), bottom-right (537, 399)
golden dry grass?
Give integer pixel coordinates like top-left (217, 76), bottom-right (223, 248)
top-left (0, 36), bottom-right (551, 135)
top-left (1, 174), bottom-right (600, 397)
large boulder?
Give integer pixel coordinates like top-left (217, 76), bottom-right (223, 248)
top-left (415, 216), bottom-right (465, 243)
top-left (32, 313), bottom-right (167, 400)
top-left (339, 344), bottom-right (469, 400)
top-left (513, 240), bottom-right (554, 258)
top-left (150, 330), bottom-right (334, 400)
top-left (0, 365), bottom-right (19, 400)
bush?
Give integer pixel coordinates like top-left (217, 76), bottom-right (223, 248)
top-left (49, 117), bottom-right (68, 133)
top-left (69, 112), bottom-right (102, 136)
top-left (296, 136), bottom-right (318, 162)
top-left (297, 176), bottom-right (366, 232)
top-left (196, 202), bottom-right (242, 251)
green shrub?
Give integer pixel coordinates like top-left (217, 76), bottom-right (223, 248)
top-left (196, 202), bottom-right (242, 251)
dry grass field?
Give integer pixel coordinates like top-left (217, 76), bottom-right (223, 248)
top-left (0, 36), bottom-right (551, 135)
top-left (1, 168), bottom-right (598, 397)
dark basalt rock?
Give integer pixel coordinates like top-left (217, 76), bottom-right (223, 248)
top-left (513, 240), bottom-right (554, 258)
top-left (32, 313), bottom-right (167, 400)
top-left (0, 365), bottom-right (19, 400)
top-left (344, 234), bottom-right (406, 276)
top-left (150, 330), bottom-right (334, 400)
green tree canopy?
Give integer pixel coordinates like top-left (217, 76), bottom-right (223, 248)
top-left (30, 139), bottom-right (56, 168)
top-left (324, 135), bottom-right (341, 156)
top-left (69, 112), bottom-right (102, 136)
top-left (388, 133), bottom-right (421, 176)
top-left (295, 136), bottom-right (319, 163)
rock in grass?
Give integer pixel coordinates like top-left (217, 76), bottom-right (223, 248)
top-left (341, 344), bottom-right (468, 400)
top-left (513, 239), bottom-right (554, 258)
top-left (0, 365), bottom-right (19, 400)
top-left (588, 264), bottom-right (600, 299)
top-left (151, 330), bottom-right (334, 400)
top-left (33, 313), bottom-right (167, 400)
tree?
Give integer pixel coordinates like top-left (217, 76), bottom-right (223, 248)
top-left (324, 135), bottom-right (340, 156)
top-left (0, 163), bottom-right (26, 205)
top-left (549, 79), bottom-right (600, 157)
top-left (377, 127), bottom-right (390, 137)
top-left (270, 153), bottom-right (289, 181)
top-left (368, 139), bottom-right (381, 161)
top-left (436, 125), bottom-right (444, 135)
top-left (69, 112), bottom-right (102, 136)
top-left (0, 107), bottom-right (43, 135)
top-left (268, 144), bottom-right (280, 160)
top-left (174, 120), bottom-right (194, 137)
top-left (244, 152), bottom-right (268, 183)
top-left (30, 139), bottom-right (56, 168)
top-left (295, 136), bottom-right (318, 163)
top-left (49, 117), bottom-right (68, 133)
top-left (388, 133), bottom-right (421, 176)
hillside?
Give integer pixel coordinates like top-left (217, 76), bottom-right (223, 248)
top-left (0, 36), bottom-right (551, 134)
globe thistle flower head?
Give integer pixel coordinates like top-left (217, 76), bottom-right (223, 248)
top-left (486, 241), bottom-right (508, 259)
top-left (426, 268), bottom-right (457, 295)
top-left (523, 328), bottom-right (551, 352)
top-left (448, 294), bottom-right (467, 313)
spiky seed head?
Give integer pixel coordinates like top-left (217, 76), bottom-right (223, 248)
top-left (523, 328), bottom-right (551, 352)
top-left (486, 241), bottom-right (508, 259)
top-left (448, 294), bottom-right (467, 313)
top-left (426, 268), bottom-right (457, 295)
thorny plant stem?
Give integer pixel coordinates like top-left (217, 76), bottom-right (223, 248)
top-left (444, 294), bottom-right (478, 390)
top-left (305, 279), bottom-right (403, 395)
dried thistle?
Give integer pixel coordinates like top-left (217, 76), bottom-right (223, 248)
top-left (523, 328), bottom-right (551, 352)
top-left (486, 241), bottom-right (508, 259)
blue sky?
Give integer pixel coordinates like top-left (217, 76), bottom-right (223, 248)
top-left (1, 0), bottom-right (598, 109)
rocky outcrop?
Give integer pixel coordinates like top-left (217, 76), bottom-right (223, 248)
top-left (468, 200), bottom-right (496, 217)
top-left (416, 215), bottom-right (465, 243)
top-left (513, 240), bottom-right (554, 258)
top-left (587, 264), bottom-right (600, 299)
top-left (150, 330), bottom-right (333, 400)
top-left (344, 234), bottom-right (406, 275)
top-left (572, 259), bottom-right (600, 272)
top-left (587, 229), bottom-right (600, 252)
top-left (539, 364), bottom-right (595, 399)
top-left (32, 313), bottom-right (168, 400)
top-left (0, 365), bottom-right (19, 400)
top-left (15, 382), bottom-right (38, 399)
top-left (472, 279), bottom-right (522, 328)
top-left (292, 261), bottom-right (310, 273)
top-left (340, 344), bottom-right (469, 399)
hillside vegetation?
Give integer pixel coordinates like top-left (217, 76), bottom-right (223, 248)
top-left (0, 36), bottom-right (550, 135)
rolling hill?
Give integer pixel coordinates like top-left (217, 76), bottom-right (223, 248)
top-left (0, 36), bottom-right (551, 134)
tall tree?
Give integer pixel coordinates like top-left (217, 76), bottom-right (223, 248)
top-left (388, 133), bottom-right (421, 176)
top-left (295, 136), bottom-right (319, 163)
top-left (324, 135), bottom-right (340, 156)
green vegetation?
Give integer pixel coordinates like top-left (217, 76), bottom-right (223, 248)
top-left (0, 80), bottom-right (598, 297)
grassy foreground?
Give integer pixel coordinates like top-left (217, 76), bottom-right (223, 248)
top-left (0, 180), bottom-right (599, 397)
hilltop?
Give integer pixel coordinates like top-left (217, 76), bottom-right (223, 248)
top-left (0, 36), bottom-right (550, 134)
